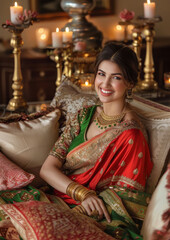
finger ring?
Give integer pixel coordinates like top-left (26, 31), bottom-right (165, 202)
top-left (91, 210), bottom-right (99, 217)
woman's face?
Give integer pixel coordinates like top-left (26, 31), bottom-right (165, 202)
top-left (95, 60), bottom-right (129, 104)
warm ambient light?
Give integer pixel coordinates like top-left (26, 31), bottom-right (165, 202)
top-left (65, 27), bottom-right (70, 32)
top-left (147, 0), bottom-right (150, 3)
top-left (116, 25), bottom-right (123, 31)
top-left (56, 28), bottom-right (59, 32)
top-left (14, 2), bottom-right (18, 6)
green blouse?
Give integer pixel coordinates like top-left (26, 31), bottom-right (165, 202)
top-left (68, 105), bottom-right (96, 153)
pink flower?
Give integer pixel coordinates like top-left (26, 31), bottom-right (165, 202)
top-left (6, 20), bottom-right (12, 25)
top-left (119, 9), bottom-right (135, 21)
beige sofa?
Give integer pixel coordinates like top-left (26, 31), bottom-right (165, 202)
top-left (0, 78), bottom-right (170, 239)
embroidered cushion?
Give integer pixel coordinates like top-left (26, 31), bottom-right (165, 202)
top-left (0, 152), bottom-right (34, 191)
top-left (0, 108), bottom-right (61, 187)
top-left (141, 165), bottom-right (169, 239)
top-left (0, 201), bottom-right (114, 240)
top-left (50, 75), bottom-right (100, 120)
top-left (131, 96), bottom-right (170, 193)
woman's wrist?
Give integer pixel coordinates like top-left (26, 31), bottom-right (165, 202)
top-left (66, 181), bottom-right (96, 202)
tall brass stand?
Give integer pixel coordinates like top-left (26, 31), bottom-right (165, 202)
top-left (7, 29), bottom-right (27, 111)
top-left (135, 17), bottom-right (162, 91)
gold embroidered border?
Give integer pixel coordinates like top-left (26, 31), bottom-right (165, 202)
top-left (111, 175), bottom-right (144, 191)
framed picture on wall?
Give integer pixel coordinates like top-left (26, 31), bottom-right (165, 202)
top-left (29, 0), bottom-right (114, 19)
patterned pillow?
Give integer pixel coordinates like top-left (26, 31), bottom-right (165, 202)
top-left (141, 165), bottom-right (170, 239)
top-left (50, 76), bottom-right (100, 120)
top-left (0, 108), bottom-right (61, 187)
top-left (0, 201), bottom-right (114, 240)
top-left (0, 152), bottom-right (34, 191)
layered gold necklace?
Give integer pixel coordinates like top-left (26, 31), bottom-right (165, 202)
top-left (94, 106), bottom-right (126, 129)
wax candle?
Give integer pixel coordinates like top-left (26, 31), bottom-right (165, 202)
top-left (36, 28), bottom-right (50, 48)
top-left (113, 25), bottom-right (124, 41)
top-left (164, 72), bottom-right (170, 90)
top-left (144, 0), bottom-right (155, 18)
top-left (81, 80), bottom-right (92, 91)
top-left (52, 28), bottom-right (63, 48)
top-left (10, 2), bottom-right (23, 25)
top-left (63, 27), bottom-right (73, 43)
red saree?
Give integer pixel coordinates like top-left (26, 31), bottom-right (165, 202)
top-left (50, 106), bottom-right (153, 205)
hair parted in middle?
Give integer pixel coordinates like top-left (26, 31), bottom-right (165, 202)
top-left (94, 42), bottom-right (139, 87)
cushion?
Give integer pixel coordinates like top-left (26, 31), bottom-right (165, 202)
top-left (0, 201), bottom-right (114, 240)
top-left (141, 164), bottom-right (170, 239)
top-left (0, 152), bottom-right (34, 191)
top-left (0, 108), bottom-right (61, 187)
top-left (131, 95), bottom-right (170, 193)
top-left (50, 75), bottom-right (100, 120)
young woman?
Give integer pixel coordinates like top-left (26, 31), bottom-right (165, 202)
top-left (40, 42), bottom-right (153, 239)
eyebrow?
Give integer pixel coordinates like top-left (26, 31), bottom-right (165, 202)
top-left (98, 69), bottom-right (123, 76)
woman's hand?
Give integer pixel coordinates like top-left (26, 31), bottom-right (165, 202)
top-left (81, 194), bottom-right (111, 223)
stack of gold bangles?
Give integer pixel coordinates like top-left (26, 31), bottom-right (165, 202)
top-left (66, 182), bottom-right (96, 202)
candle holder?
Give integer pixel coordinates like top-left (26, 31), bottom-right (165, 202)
top-left (2, 12), bottom-right (37, 111)
top-left (135, 16), bottom-right (162, 91)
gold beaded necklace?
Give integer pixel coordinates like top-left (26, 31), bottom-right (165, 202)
top-left (94, 105), bottom-right (126, 129)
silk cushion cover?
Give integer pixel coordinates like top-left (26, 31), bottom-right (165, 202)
top-left (0, 152), bottom-right (34, 191)
top-left (0, 108), bottom-right (60, 185)
top-left (0, 201), bottom-right (114, 240)
top-left (50, 76), bottom-right (100, 120)
top-left (141, 165), bottom-right (169, 239)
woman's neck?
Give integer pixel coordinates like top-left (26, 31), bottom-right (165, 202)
top-left (102, 100), bottom-right (126, 116)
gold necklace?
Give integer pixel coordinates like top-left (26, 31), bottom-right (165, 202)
top-left (94, 107), bottom-right (126, 129)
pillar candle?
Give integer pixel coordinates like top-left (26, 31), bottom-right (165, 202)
top-left (36, 28), bottom-right (50, 48)
top-left (10, 2), bottom-right (23, 25)
top-left (144, 0), bottom-right (156, 18)
top-left (63, 27), bottom-right (73, 43)
top-left (52, 28), bottom-right (63, 48)
top-left (113, 25), bottom-right (124, 41)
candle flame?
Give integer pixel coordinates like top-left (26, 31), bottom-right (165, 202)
top-left (38, 28), bottom-right (44, 34)
top-left (56, 28), bottom-right (59, 32)
top-left (14, 2), bottom-right (18, 6)
top-left (147, 0), bottom-right (151, 4)
top-left (85, 81), bottom-right (89, 86)
top-left (65, 27), bottom-right (70, 32)
top-left (116, 25), bottom-right (122, 31)
top-left (40, 34), bottom-right (46, 40)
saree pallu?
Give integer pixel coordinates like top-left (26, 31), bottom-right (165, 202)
top-left (54, 124), bottom-right (153, 205)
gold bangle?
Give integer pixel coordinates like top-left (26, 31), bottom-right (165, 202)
top-left (66, 182), bottom-right (96, 202)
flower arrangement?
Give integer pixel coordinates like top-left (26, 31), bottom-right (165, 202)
top-left (119, 9), bottom-right (135, 22)
top-left (5, 9), bottom-right (38, 27)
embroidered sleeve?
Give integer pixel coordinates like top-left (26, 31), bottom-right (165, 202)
top-left (49, 112), bottom-right (80, 164)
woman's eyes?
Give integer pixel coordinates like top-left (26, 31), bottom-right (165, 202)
top-left (97, 72), bottom-right (122, 80)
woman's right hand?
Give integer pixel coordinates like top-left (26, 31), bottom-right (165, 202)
top-left (81, 194), bottom-right (111, 223)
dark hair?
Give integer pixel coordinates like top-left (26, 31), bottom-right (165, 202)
top-left (94, 42), bottom-right (139, 86)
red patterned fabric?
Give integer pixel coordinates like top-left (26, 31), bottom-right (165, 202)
top-left (0, 152), bottom-right (34, 190)
top-left (0, 200), bottom-right (114, 240)
top-left (55, 128), bottom-right (153, 205)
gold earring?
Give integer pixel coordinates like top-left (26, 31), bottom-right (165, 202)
top-left (126, 88), bottom-right (133, 102)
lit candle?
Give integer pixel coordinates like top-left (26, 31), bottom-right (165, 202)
top-left (52, 28), bottom-right (63, 48)
top-left (10, 2), bottom-right (23, 25)
top-left (36, 28), bottom-right (50, 48)
top-left (81, 80), bottom-right (92, 91)
top-left (63, 27), bottom-right (73, 43)
top-left (113, 25), bottom-right (124, 41)
top-left (144, 0), bottom-right (156, 18)
top-left (164, 72), bottom-right (170, 89)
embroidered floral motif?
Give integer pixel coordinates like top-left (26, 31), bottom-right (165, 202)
top-left (128, 139), bottom-right (134, 144)
top-left (120, 161), bottom-right (126, 167)
top-left (133, 168), bottom-right (138, 175)
top-left (138, 152), bottom-right (143, 158)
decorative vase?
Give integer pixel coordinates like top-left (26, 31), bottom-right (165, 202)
top-left (60, 0), bottom-right (103, 50)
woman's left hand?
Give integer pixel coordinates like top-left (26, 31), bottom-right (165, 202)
top-left (81, 194), bottom-right (111, 223)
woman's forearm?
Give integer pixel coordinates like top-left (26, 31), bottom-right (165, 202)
top-left (40, 155), bottom-right (72, 194)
